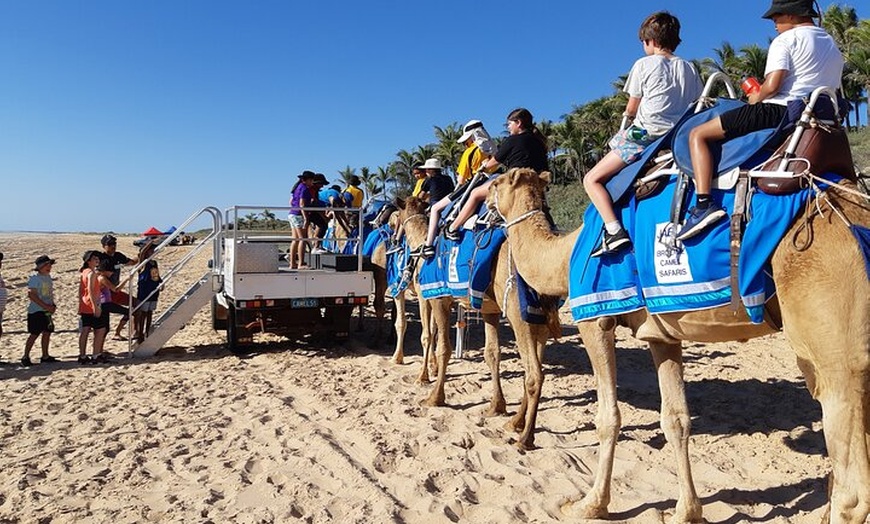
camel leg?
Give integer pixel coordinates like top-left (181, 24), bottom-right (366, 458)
top-left (818, 375), bottom-right (870, 524)
top-left (481, 313), bottom-right (506, 417)
top-left (511, 318), bottom-right (549, 451)
top-left (649, 340), bottom-right (702, 523)
top-left (372, 269), bottom-right (387, 344)
top-left (772, 219), bottom-right (870, 523)
top-left (390, 292), bottom-right (407, 365)
top-left (416, 296), bottom-right (434, 384)
top-left (387, 300), bottom-right (397, 344)
top-left (566, 317), bottom-right (619, 520)
top-left (793, 347), bottom-right (870, 523)
top-left (422, 298), bottom-right (453, 407)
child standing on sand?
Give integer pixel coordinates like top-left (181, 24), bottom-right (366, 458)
top-left (134, 242), bottom-right (161, 343)
top-left (22, 255), bottom-right (58, 366)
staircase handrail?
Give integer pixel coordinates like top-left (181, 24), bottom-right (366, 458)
top-left (123, 206), bottom-right (223, 353)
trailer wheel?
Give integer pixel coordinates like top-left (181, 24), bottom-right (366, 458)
top-left (227, 304), bottom-right (240, 352)
top-left (212, 297), bottom-right (227, 330)
top-left (326, 305), bottom-right (353, 341)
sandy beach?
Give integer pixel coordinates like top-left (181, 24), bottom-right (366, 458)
top-left (0, 232), bottom-right (831, 523)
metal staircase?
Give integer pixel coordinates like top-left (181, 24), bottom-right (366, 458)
top-left (122, 206), bottom-right (224, 358)
top-left (133, 272), bottom-right (217, 357)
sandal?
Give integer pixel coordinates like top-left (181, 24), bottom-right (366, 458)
top-left (112, 335), bottom-right (127, 341)
top-left (78, 355), bottom-right (92, 365)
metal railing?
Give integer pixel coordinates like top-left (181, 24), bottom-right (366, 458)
top-left (122, 206), bottom-right (223, 355)
top-left (223, 205), bottom-right (367, 272)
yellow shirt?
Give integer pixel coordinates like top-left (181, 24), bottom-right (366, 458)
top-left (344, 185), bottom-right (364, 208)
top-left (412, 178), bottom-right (425, 197)
top-left (456, 144), bottom-right (486, 185)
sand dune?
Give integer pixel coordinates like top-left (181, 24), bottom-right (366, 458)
top-left (0, 232), bottom-right (829, 522)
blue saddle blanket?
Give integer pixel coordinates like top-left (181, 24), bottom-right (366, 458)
top-left (418, 227), bottom-right (547, 324)
top-left (362, 225), bottom-right (392, 258)
top-left (569, 175), bottom-right (814, 323)
top-left (385, 241), bottom-right (411, 298)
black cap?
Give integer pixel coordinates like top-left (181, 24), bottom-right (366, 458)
top-left (762, 0), bottom-right (819, 18)
top-left (298, 170), bottom-right (316, 179)
top-left (101, 234), bottom-right (117, 246)
top-left (34, 255), bottom-right (56, 270)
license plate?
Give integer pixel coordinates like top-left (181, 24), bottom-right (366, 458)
top-left (291, 298), bottom-right (319, 308)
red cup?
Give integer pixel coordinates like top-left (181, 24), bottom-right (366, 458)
top-left (741, 77), bottom-right (761, 95)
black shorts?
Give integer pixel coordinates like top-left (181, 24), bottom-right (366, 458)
top-left (102, 301), bottom-right (129, 321)
top-left (27, 311), bottom-right (54, 334)
top-left (80, 310), bottom-right (110, 330)
top-left (720, 103), bottom-right (788, 140)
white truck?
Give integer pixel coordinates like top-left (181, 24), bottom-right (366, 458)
top-left (211, 206), bottom-right (372, 351)
top-left (130, 205), bottom-right (372, 356)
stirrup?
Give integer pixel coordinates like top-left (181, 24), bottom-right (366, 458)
top-left (443, 228), bottom-right (461, 242)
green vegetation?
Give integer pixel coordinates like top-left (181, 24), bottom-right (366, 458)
top-left (335, 4), bottom-right (867, 205)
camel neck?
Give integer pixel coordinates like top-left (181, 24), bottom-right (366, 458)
top-left (504, 212), bottom-right (579, 297)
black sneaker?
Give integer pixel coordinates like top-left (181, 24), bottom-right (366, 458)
top-left (41, 355), bottom-right (59, 363)
top-left (676, 204), bottom-right (727, 241)
top-left (591, 228), bottom-right (632, 257)
top-left (20, 356), bottom-right (33, 367)
top-left (78, 355), bottom-right (92, 365)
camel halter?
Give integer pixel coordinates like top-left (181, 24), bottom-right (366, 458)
top-left (491, 191), bottom-right (547, 313)
top-left (492, 190), bottom-right (546, 230)
top-left (400, 212), bottom-right (426, 229)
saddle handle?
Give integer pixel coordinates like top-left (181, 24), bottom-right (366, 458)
top-left (776, 85), bottom-right (842, 172)
top-left (694, 72), bottom-right (738, 113)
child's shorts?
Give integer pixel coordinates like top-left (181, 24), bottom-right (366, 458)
top-left (138, 300), bottom-right (158, 313)
top-left (288, 213), bottom-right (305, 229)
top-left (27, 311), bottom-right (54, 334)
top-left (80, 311), bottom-right (110, 330)
top-left (608, 128), bottom-right (655, 164)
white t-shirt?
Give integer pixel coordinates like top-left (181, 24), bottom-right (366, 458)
top-left (764, 25), bottom-right (844, 105)
top-left (624, 54), bottom-right (703, 137)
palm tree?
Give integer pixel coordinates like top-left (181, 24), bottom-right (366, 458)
top-left (336, 166), bottom-right (356, 188)
top-left (433, 123), bottom-right (464, 177)
top-left (412, 145), bottom-right (437, 166)
top-left (737, 44), bottom-right (767, 82)
top-left (845, 20), bottom-right (870, 127)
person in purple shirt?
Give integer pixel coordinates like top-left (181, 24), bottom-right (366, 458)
top-left (288, 171), bottom-right (316, 269)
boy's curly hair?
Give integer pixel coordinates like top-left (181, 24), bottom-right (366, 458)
top-left (638, 11), bottom-right (682, 52)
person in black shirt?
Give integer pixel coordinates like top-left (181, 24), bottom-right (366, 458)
top-left (96, 234), bottom-right (138, 340)
top-left (446, 108), bottom-right (548, 237)
top-left (418, 158), bottom-right (455, 204)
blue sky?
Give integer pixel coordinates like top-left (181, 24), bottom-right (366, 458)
top-left (0, 0), bottom-right (860, 233)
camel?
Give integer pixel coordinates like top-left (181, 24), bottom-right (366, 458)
top-left (366, 210), bottom-right (400, 348)
top-left (487, 167), bottom-right (870, 523)
top-left (393, 196), bottom-right (561, 446)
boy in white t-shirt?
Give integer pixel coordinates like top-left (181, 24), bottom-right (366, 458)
top-left (679, 0), bottom-right (844, 241)
top-left (585, 11), bottom-right (703, 257)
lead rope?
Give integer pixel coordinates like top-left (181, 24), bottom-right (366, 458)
top-left (501, 241), bottom-right (516, 316)
top-left (491, 191), bottom-right (546, 313)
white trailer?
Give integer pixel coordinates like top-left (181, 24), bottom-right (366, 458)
top-left (129, 205), bottom-right (372, 356)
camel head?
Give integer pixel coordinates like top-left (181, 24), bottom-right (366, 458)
top-left (486, 168), bottom-right (551, 220)
top-left (396, 195), bottom-right (428, 221)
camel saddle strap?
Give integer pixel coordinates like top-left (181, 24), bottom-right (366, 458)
top-left (730, 171), bottom-right (750, 311)
top-left (757, 124), bottom-right (855, 195)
